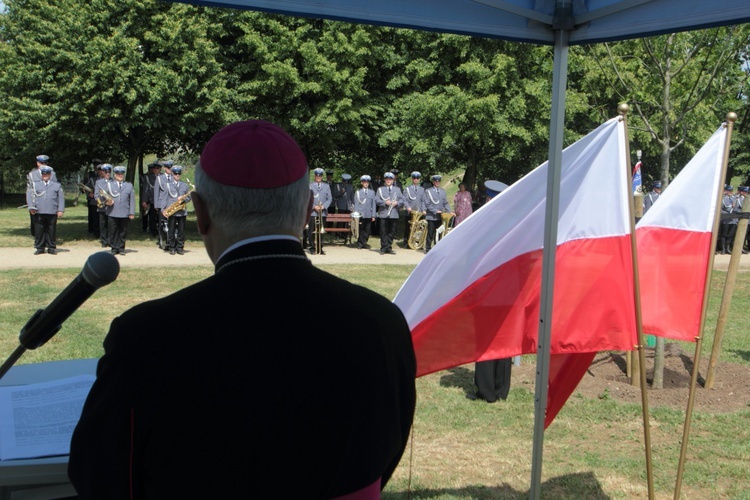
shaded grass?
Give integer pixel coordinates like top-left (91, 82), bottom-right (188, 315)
top-left (1, 265), bottom-right (748, 498)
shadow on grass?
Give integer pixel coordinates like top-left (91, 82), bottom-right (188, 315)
top-left (438, 366), bottom-right (475, 398)
top-left (729, 349), bottom-right (750, 362)
top-left (384, 471), bottom-right (610, 499)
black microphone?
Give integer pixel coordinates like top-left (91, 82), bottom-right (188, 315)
top-left (19, 252), bottom-right (120, 349)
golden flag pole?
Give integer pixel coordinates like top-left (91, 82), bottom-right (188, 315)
top-left (674, 112), bottom-right (737, 499)
top-left (705, 183), bottom-right (750, 388)
top-left (619, 103), bottom-right (654, 499)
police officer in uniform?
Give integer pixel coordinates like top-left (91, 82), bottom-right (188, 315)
top-left (376, 171), bottom-right (403, 255)
top-left (154, 161), bottom-right (173, 250)
top-left (718, 184), bottom-right (738, 254)
top-left (84, 159), bottom-right (102, 236)
top-left (27, 166), bottom-right (64, 254)
top-left (739, 186), bottom-right (750, 254)
top-left (421, 175), bottom-right (453, 253)
top-left (94, 164), bottom-right (113, 248)
top-left (105, 166), bottom-right (136, 255)
top-left (27, 155), bottom-right (58, 237)
top-left (309, 167), bottom-right (332, 254)
top-left (162, 166), bottom-right (192, 255)
top-left (353, 175), bottom-right (376, 249)
top-left (402, 171), bottom-right (424, 246)
top-left (140, 162), bottom-right (157, 234)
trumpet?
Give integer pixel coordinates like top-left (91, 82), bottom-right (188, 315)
top-left (78, 182), bottom-right (93, 195)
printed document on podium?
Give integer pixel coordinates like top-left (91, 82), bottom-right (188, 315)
top-left (0, 375), bottom-right (95, 461)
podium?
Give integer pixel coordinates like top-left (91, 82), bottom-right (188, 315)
top-left (0, 359), bottom-right (97, 500)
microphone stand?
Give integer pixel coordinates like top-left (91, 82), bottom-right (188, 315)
top-left (0, 251), bottom-right (119, 382)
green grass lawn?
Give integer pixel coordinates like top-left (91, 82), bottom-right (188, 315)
top-left (1, 198), bottom-right (749, 498)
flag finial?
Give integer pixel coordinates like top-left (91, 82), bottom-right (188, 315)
top-left (726, 111), bottom-right (737, 123)
top-left (618, 102), bottom-right (629, 116)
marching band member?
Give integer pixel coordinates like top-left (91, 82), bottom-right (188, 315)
top-left (84, 159), bottom-right (102, 237)
top-left (154, 160), bottom-right (173, 250)
top-left (162, 166), bottom-right (192, 255)
top-left (27, 154), bottom-right (57, 237)
top-left (420, 174), bottom-right (453, 253)
top-left (27, 165), bottom-right (64, 254)
top-left (376, 171), bottom-right (403, 255)
top-left (402, 171), bottom-right (424, 246)
top-left (105, 166), bottom-right (136, 255)
top-left (140, 162), bottom-right (159, 235)
top-left (353, 175), bottom-right (376, 249)
top-left (94, 164), bottom-right (112, 248)
top-left (308, 167), bottom-right (332, 254)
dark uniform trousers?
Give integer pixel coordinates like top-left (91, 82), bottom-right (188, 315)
top-left (146, 206), bottom-right (158, 236)
top-left (379, 218), bottom-right (398, 252)
top-left (98, 213), bottom-right (109, 247)
top-left (474, 358), bottom-right (512, 402)
top-left (33, 213), bottom-right (58, 250)
top-left (167, 215), bottom-right (186, 251)
top-left (108, 217), bottom-right (130, 253)
top-left (357, 219), bottom-right (372, 247)
top-left (425, 220), bottom-right (441, 252)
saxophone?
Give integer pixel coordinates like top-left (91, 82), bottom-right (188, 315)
top-left (163, 178), bottom-right (195, 217)
top-left (407, 211), bottom-right (428, 250)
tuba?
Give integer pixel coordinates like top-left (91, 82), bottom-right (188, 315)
top-left (350, 211), bottom-right (361, 240)
top-left (163, 178), bottom-right (195, 218)
top-left (435, 213), bottom-right (455, 244)
top-left (407, 211), bottom-right (428, 250)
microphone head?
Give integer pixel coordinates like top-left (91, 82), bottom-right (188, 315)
top-left (81, 252), bottom-right (120, 288)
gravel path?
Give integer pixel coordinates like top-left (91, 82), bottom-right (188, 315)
top-left (0, 241), bottom-right (426, 270)
top-left (0, 241), bottom-right (746, 271)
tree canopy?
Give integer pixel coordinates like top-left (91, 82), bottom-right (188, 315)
top-left (1, 1), bottom-right (748, 190)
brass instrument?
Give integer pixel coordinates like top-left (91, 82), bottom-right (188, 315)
top-left (350, 211), bottom-right (361, 240)
top-left (435, 212), bottom-right (455, 244)
top-left (96, 188), bottom-right (114, 209)
top-left (163, 178), bottom-right (195, 218)
top-left (407, 211), bottom-right (428, 250)
top-left (78, 182), bottom-right (93, 195)
top-left (313, 208), bottom-right (324, 254)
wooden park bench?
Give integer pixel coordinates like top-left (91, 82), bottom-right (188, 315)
top-left (324, 213), bottom-right (354, 245)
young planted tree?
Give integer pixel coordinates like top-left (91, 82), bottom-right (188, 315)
top-left (582, 26), bottom-right (750, 388)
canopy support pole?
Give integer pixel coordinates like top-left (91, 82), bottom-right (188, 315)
top-left (529, 24), bottom-right (569, 500)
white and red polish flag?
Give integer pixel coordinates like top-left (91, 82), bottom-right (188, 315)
top-left (394, 117), bottom-right (637, 426)
top-left (636, 125), bottom-right (727, 342)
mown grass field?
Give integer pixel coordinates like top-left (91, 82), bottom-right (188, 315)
top-left (1, 200), bottom-right (749, 498)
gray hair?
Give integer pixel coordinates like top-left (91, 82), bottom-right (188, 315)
top-left (194, 161), bottom-right (310, 237)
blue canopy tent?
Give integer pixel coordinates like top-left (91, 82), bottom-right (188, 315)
top-left (168, 0), bottom-right (750, 496)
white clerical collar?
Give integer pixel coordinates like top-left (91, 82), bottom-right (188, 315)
top-left (217, 235), bottom-right (299, 263)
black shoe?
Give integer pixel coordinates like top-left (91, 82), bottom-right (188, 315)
top-left (34, 249), bottom-right (44, 255)
top-left (386, 250), bottom-right (396, 255)
top-left (110, 249), bottom-right (117, 255)
top-left (169, 250), bottom-right (176, 255)
top-left (101, 243), bottom-right (108, 248)
top-left (357, 244), bottom-right (363, 249)
top-left (176, 249), bottom-right (184, 255)
top-left (380, 250), bottom-right (386, 255)
top-left (47, 249), bottom-right (56, 255)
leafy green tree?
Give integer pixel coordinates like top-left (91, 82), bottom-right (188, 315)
top-left (580, 27), bottom-right (749, 189)
top-left (378, 32), bottom-right (593, 192)
top-left (209, 12), bottom-right (397, 175)
top-left (0, 0), bottom-right (230, 183)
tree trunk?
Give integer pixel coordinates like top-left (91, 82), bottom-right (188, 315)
top-left (462, 147), bottom-right (479, 193)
